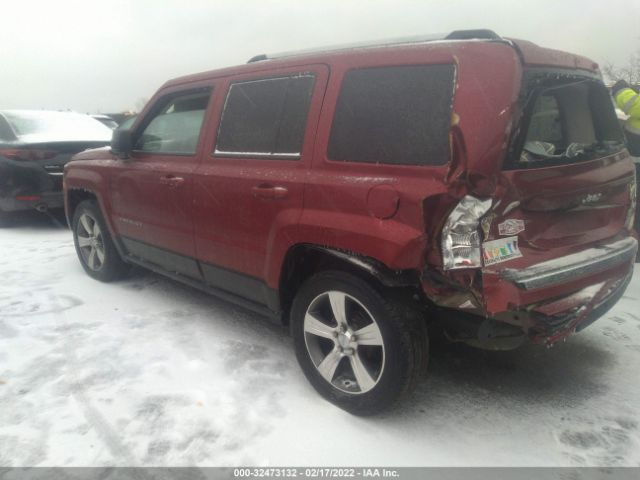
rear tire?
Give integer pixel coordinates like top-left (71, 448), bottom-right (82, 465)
top-left (291, 271), bottom-right (427, 415)
top-left (72, 200), bottom-right (130, 281)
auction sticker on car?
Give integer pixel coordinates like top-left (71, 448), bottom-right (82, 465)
top-left (482, 236), bottom-right (522, 266)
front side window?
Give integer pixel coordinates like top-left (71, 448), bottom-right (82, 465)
top-left (327, 64), bottom-right (455, 166)
top-left (135, 90), bottom-right (211, 155)
top-left (215, 74), bottom-right (315, 158)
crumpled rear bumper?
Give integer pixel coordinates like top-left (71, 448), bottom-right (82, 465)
top-left (487, 236), bottom-right (637, 344)
top-left (525, 271), bottom-right (632, 344)
top-left (500, 237), bottom-right (637, 291)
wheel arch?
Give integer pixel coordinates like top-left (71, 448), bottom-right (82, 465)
top-left (65, 188), bottom-right (99, 226)
top-left (65, 188), bottom-right (125, 257)
top-left (278, 244), bottom-right (421, 323)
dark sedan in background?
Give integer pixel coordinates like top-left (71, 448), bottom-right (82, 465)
top-left (0, 110), bottom-right (112, 225)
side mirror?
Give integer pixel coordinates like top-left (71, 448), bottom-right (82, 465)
top-left (111, 128), bottom-right (133, 159)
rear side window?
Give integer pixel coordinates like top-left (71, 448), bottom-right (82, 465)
top-left (215, 74), bottom-right (316, 158)
top-left (327, 64), bottom-right (455, 166)
top-left (135, 90), bottom-right (211, 155)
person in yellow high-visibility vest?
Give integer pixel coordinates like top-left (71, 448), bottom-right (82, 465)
top-left (613, 80), bottom-right (640, 236)
top-left (612, 80), bottom-right (640, 157)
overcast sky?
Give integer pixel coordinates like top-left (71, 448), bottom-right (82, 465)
top-left (1, 0), bottom-right (639, 113)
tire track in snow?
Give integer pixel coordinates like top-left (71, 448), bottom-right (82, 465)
top-left (50, 296), bottom-right (147, 473)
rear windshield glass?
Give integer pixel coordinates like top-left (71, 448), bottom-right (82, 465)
top-left (516, 79), bottom-right (624, 167)
top-left (2, 111), bottom-right (112, 142)
top-left (327, 64), bottom-right (455, 166)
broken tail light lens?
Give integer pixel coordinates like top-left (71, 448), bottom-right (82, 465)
top-left (625, 178), bottom-right (636, 230)
top-left (442, 195), bottom-right (492, 270)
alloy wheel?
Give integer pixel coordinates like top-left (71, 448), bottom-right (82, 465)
top-left (303, 290), bottom-right (385, 394)
top-left (76, 213), bottom-right (105, 271)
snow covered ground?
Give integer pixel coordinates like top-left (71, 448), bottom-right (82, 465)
top-left (1, 212), bottom-right (640, 467)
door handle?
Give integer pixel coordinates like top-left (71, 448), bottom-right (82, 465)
top-left (160, 175), bottom-right (185, 188)
top-left (251, 184), bottom-right (288, 199)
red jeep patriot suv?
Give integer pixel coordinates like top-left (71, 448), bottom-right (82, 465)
top-left (64, 30), bottom-right (637, 415)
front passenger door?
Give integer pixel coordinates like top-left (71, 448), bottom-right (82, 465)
top-left (109, 87), bottom-right (212, 279)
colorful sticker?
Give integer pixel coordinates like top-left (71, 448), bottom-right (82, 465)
top-left (482, 236), bottom-right (522, 266)
top-left (498, 218), bottom-right (525, 236)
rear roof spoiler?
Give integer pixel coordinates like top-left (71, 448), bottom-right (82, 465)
top-left (445, 29), bottom-right (500, 40)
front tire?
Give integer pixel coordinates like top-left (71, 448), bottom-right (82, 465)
top-left (72, 200), bottom-right (130, 281)
top-left (291, 271), bottom-right (427, 415)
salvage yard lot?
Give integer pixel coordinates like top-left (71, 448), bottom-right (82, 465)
top-left (1, 213), bottom-right (640, 467)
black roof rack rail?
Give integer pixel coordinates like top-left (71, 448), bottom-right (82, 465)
top-left (246, 29), bottom-right (502, 63)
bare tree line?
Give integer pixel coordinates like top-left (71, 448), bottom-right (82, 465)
top-left (603, 46), bottom-right (640, 85)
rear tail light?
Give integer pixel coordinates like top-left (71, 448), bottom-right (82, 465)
top-left (0, 149), bottom-right (58, 161)
top-left (442, 195), bottom-right (492, 270)
top-left (15, 195), bottom-right (41, 202)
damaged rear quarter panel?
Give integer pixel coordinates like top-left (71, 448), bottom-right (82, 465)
top-left (293, 44), bottom-right (523, 281)
top-left (448, 43), bottom-right (522, 184)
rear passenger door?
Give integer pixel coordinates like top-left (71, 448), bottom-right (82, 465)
top-left (109, 87), bottom-right (212, 278)
top-left (303, 61), bottom-right (457, 266)
top-left (192, 66), bottom-right (328, 306)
